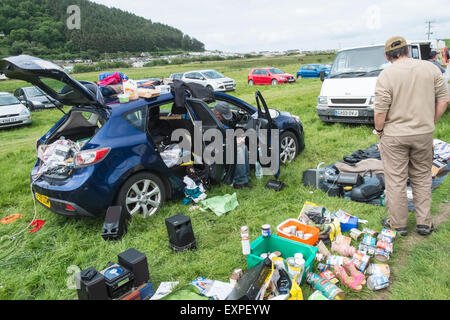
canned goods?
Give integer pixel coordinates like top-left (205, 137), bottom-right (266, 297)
top-left (380, 228), bottom-right (397, 239)
top-left (362, 228), bottom-right (378, 237)
top-left (350, 228), bottom-right (363, 240)
top-left (313, 277), bottom-right (345, 300)
top-left (358, 243), bottom-right (377, 256)
top-left (326, 255), bottom-right (345, 267)
top-left (262, 224), bottom-right (271, 237)
top-left (308, 290), bottom-right (328, 300)
top-left (374, 248), bottom-right (390, 262)
top-left (377, 240), bottom-right (393, 253)
top-left (362, 234), bottom-right (377, 247)
top-left (377, 234), bottom-right (394, 244)
top-left (367, 274), bottom-right (390, 291)
top-left (367, 263), bottom-right (390, 277)
top-left (352, 251), bottom-right (370, 272)
top-left (317, 263), bottom-right (328, 273)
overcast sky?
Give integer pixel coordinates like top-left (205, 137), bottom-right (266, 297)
top-left (91, 0), bottom-right (450, 52)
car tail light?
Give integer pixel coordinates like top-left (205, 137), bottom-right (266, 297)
top-left (74, 148), bottom-right (111, 168)
top-left (65, 204), bottom-right (75, 211)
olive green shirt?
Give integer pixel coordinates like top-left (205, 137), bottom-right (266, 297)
top-left (374, 58), bottom-right (449, 136)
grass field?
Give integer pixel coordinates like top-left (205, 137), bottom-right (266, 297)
top-left (0, 55), bottom-right (449, 300)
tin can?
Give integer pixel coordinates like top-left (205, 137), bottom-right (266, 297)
top-left (262, 224), bottom-right (271, 237)
top-left (377, 234), bottom-right (394, 244)
top-left (313, 277), bottom-right (346, 300)
top-left (286, 258), bottom-right (301, 280)
top-left (377, 240), bottom-right (393, 253)
top-left (367, 263), bottom-right (390, 277)
top-left (306, 272), bottom-right (322, 286)
top-left (349, 228), bottom-right (363, 241)
top-left (352, 251), bottom-right (370, 272)
top-left (326, 255), bottom-right (345, 267)
top-left (362, 228), bottom-right (378, 237)
top-left (317, 263), bottom-right (328, 273)
top-left (319, 270), bottom-right (337, 282)
top-left (358, 243), bottom-right (377, 256)
top-left (308, 290), bottom-right (328, 300)
top-left (362, 234), bottom-right (377, 247)
top-left (374, 248), bottom-right (390, 262)
top-left (367, 274), bottom-right (390, 291)
top-left (380, 228), bottom-right (397, 240)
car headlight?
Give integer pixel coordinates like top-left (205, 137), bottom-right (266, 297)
top-left (280, 77), bottom-right (287, 80)
top-left (20, 109), bottom-right (30, 116)
top-left (318, 96), bottom-right (328, 105)
top-left (369, 96), bottom-right (375, 105)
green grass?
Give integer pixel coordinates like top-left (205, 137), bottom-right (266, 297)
top-left (0, 55), bottom-right (448, 300)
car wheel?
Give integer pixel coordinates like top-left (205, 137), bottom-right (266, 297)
top-left (248, 80), bottom-right (254, 86)
top-left (271, 79), bottom-right (278, 85)
top-left (206, 85), bottom-right (214, 91)
top-left (280, 131), bottom-right (299, 164)
top-left (297, 75), bottom-right (303, 79)
top-left (116, 172), bottom-right (166, 218)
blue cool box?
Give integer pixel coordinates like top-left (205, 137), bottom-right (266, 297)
top-left (340, 216), bottom-right (358, 232)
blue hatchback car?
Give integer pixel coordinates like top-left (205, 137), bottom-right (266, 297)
top-left (1, 55), bottom-right (305, 218)
top-left (296, 64), bottom-right (330, 79)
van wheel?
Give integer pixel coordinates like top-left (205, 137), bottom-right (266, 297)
top-left (271, 79), bottom-right (278, 85)
top-left (116, 172), bottom-right (166, 218)
top-left (280, 131), bottom-right (299, 164)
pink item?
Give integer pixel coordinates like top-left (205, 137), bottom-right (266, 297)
top-left (98, 72), bottom-right (122, 86)
top-left (30, 219), bottom-right (46, 233)
top-left (334, 261), bottom-right (366, 292)
top-left (331, 241), bottom-right (356, 257)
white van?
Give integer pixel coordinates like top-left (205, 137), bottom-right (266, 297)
top-left (316, 40), bottom-right (441, 124)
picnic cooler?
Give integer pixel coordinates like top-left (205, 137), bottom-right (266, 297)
top-left (246, 234), bottom-right (318, 284)
top-left (277, 218), bottom-right (319, 246)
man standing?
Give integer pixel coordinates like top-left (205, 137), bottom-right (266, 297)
top-left (374, 36), bottom-right (449, 236)
top-left (428, 50), bottom-right (446, 74)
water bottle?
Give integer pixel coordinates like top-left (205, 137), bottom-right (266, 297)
top-left (240, 226), bottom-right (250, 255)
top-left (294, 253), bottom-right (305, 284)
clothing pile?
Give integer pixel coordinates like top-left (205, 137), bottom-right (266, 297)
top-left (35, 137), bottom-right (80, 178)
top-left (182, 176), bottom-right (207, 205)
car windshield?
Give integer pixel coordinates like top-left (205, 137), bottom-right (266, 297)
top-left (24, 87), bottom-right (45, 97)
top-left (329, 45), bottom-right (391, 78)
top-left (268, 68), bottom-right (284, 74)
top-left (203, 71), bottom-right (225, 79)
top-left (0, 95), bottom-right (21, 106)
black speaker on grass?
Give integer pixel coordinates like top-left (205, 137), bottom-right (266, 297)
top-left (117, 248), bottom-right (150, 287)
top-left (165, 214), bottom-right (197, 252)
top-left (101, 206), bottom-right (129, 241)
top-left (76, 267), bottom-right (109, 300)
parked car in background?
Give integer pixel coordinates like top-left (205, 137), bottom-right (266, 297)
top-left (0, 92), bottom-right (32, 129)
top-left (248, 68), bottom-right (296, 85)
top-left (0, 55), bottom-right (305, 219)
top-left (14, 86), bottom-right (63, 111)
top-left (296, 64), bottom-right (330, 79)
top-left (171, 70), bottom-right (236, 92)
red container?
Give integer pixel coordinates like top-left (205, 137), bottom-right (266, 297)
top-left (277, 219), bottom-right (320, 246)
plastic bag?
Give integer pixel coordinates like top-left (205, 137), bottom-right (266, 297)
top-left (160, 144), bottom-right (182, 168)
top-left (36, 137), bottom-right (79, 177)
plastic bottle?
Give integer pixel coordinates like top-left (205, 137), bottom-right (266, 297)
top-left (240, 226), bottom-right (250, 255)
top-left (294, 253), bottom-right (305, 284)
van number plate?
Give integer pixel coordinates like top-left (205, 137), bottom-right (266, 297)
top-left (334, 110), bottom-right (359, 117)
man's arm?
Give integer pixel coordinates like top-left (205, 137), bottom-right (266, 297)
top-left (373, 72), bottom-right (391, 137)
top-left (374, 112), bottom-right (387, 138)
top-left (435, 99), bottom-right (449, 124)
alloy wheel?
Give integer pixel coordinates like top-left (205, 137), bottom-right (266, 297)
top-left (125, 179), bottom-right (161, 218)
top-left (280, 135), bottom-right (297, 164)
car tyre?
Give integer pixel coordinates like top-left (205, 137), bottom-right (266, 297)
top-left (116, 172), bottom-right (166, 218)
top-left (248, 80), bottom-right (254, 86)
top-left (206, 85), bottom-right (214, 91)
top-left (297, 75), bottom-right (303, 79)
top-left (271, 79), bottom-right (278, 85)
top-left (280, 131), bottom-right (299, 164)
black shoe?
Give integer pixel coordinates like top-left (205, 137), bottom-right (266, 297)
top-left (417, 224), bottom-right (435, 236)
top-left (381, 218), bottom-right (408, 236)
top-left (234, 183), bottom-right (252, 190)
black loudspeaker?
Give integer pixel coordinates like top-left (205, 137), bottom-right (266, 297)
top-left (101, 206), bottom-right (129, 241)
top-left (117, 248), bottom-right (150, 287)
top-left (165, 214), bottom-right (197, 252)
top-left (76, 267), bottom-right (109, 300)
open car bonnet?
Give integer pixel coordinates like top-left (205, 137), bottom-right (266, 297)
top-left (0, 55), bottom-right (106, 111)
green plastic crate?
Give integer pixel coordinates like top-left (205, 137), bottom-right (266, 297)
top-left (246, 234), bottom-right (318, 284)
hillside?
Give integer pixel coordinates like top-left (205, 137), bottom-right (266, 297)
top-left (0, 0), bottom-right (204, 59)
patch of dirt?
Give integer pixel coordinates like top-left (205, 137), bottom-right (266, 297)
top-left (370, 203), bottom-right (450, 300)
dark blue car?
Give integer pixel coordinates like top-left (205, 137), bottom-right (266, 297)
top-left (1, 55), bottom-right (305, 218)
top-left (296, 64), bottom-right (330, 79)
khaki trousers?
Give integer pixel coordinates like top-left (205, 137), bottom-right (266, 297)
top-left (380, 133), bottom-right (434, 228)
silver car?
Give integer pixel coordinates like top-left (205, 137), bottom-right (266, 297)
top-left (0, 92), bottom-right (32, 129)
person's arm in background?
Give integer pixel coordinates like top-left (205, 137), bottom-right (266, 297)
top-left (434, 72), bottom-right (450, 124)
top-left (373, 72), bottom-right (392, 138)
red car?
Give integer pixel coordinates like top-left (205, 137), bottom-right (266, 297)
top-left (248, 67), bottom-right (296, 86)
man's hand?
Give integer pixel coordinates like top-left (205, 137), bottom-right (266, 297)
top-left (373, 129), bottom-right (383, 139)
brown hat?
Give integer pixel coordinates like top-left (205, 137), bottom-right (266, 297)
top-left (385, 36), bottom-right (407, 53)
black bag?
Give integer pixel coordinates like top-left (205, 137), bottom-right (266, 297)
top-left (350, 170), bottom-right (384, 202)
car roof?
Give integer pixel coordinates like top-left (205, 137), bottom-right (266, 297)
top-left (0, 92), bottom-right (12, 95)
top-left (337, 40), bottom-right (432, 52)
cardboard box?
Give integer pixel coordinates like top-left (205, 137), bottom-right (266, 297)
top-left (138, 88), bottom-right (160, 99)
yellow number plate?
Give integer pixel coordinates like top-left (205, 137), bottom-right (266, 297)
top-left (36, 193), bottom-right (51, 208)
